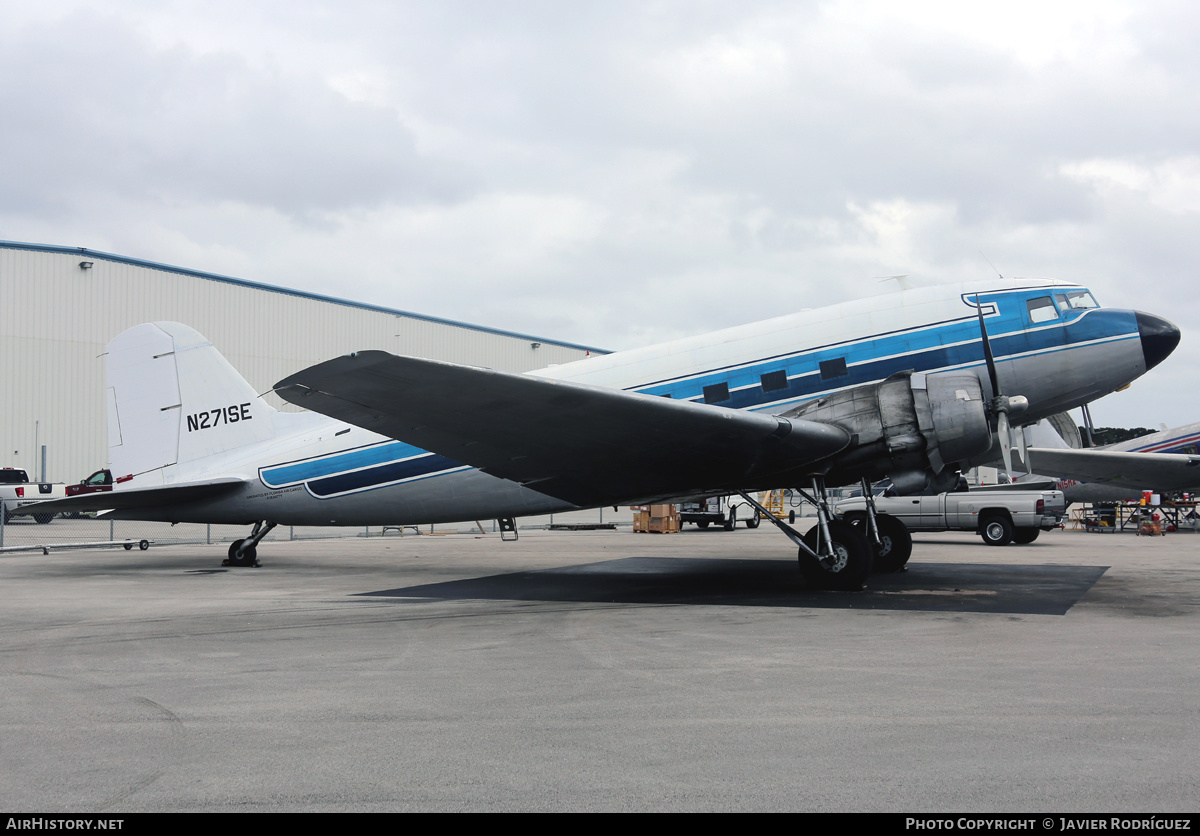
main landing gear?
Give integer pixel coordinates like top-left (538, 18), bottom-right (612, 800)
top-left (738, 477), bottom-right (914, 589)
top-left (223, 520), bottom-right (277, 567)
top-left (740, 478), bottom-right (876, 591)
top-left (841, 476), bottom-right (913, 573)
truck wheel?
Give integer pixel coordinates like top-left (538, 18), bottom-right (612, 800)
top-left (980, 516), bottom-right (1014, 546)
top-left (1012, 527), bottom-right (1040, 544)
top-left (799, 521), bottom-right (873, 590)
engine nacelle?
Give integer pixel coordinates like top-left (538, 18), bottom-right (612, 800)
top-left (782, 371), bottom-right (993, 493)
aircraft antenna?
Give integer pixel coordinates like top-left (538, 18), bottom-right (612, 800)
top-left (874, 274), bottom-right (911, 290)
top-left (979, 252), bottom-right (1003, 279)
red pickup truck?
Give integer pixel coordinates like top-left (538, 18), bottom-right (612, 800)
top-left (66, 469), bottom-right (113, 497)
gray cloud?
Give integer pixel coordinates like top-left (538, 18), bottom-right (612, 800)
top-left (0, 10), bottom-right (474, 218)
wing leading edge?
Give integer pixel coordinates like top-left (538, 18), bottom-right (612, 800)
top-left (275, 352), bottom-right (851, 507)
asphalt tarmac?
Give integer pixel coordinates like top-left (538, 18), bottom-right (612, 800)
top-left (1, 525), bottom-right (1197, 812)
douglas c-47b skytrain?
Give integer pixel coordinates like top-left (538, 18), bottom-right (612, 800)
top-left (18, 278), bottom-right (1180, 590)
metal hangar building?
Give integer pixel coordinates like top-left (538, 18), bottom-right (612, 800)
top-left (0, 240), bottom-right (605, 485)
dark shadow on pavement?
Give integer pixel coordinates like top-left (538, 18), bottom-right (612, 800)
top-left (357, 557), bottom-right (1108, 615)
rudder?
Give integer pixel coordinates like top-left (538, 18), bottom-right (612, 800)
top-left (106, 322), bottom-right (278, 485)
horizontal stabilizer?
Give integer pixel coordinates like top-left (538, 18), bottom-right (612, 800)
top-left (6, 478), bottom-right (246, 517)
top-left (275, 352), bottom-right (851, 506)
top-left (1028, 448), bottom-right (1200, 492)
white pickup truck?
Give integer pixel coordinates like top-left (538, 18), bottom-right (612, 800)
top-left (835, 481), bottom-right (1066, 546)
top-left (0, 468), bottom-right (67, 524)
top-left (678, 495), bottom-right (761, 530)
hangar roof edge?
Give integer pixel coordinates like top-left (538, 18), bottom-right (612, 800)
top-left (0, 239), bottom-right (611, 354)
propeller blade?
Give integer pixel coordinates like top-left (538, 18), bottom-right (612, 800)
top-left (997, 410), bottom-right (1014, 480)
top-left (974, 293), bottom-right (1001, 398)
top-left (1016, 424), bottom-right (1029, 475)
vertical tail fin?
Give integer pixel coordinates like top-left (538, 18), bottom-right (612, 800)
top-left (106, 322), bottom-right (278, 485)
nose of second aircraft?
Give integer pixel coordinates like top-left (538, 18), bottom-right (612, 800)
top-left (1137, 311), bottom-right (1181, 371)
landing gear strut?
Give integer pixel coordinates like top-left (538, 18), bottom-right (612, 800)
top-left (223, 520), bottom-right (277, 567)
top-left (795, 478), bottom-right (873, 590)
top-left (844, 476), bottom-right (913, 573)
top-left (737, 480), bottom-right (873, 590)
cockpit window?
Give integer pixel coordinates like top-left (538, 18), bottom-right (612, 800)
top-left (1062, 290), bottom-right (1099, 310)
top-left (1027, 296), bottom-right (1059, 323)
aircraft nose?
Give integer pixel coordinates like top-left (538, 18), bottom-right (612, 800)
top-left (1136, 311), bottom-right (1181, 371)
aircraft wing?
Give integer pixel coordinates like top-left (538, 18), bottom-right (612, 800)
top-left (275, 352), bottom-right (851, 506)
top-left (5, 478), bottom-right (247, 516)
top-left (1027, 448), bottom-right (1200, 492)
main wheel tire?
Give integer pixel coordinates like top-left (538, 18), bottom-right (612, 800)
top-left (846, 513), bottom-right (912, 573)
top-left (980, 516), bottom-right (1014, 546)
top-left (799, 520), bottom-right (873, 590)
top-left (1012, 527), bottom-right (1040, 544)
top-left (225, 538), bottom-right (258, 567)
top-left (33, 513), bottom-right (53, 524)
top-left (745, 514), bottom-right (760, 529)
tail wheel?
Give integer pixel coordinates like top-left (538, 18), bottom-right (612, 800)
top-left (224, 539), bottom-right (258, 567)
top-left (34, 513), bottom-right (54, 525)
top-left (980, 516), bottom-right (1014, 546)
top-left (799, 520), bottom-right (873, 590)
top-left (745, 513), bottom-right (760, 529)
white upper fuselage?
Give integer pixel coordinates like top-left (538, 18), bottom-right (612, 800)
top-left (537, 278), bottom-right (1140, 422)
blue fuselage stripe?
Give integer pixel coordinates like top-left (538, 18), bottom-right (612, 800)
top-left (634, 308), bottom-right (1137, 406)
top-left (261, 440), bottom-right (432, 486)
top-left (306, 453), bottom-right (463, 497)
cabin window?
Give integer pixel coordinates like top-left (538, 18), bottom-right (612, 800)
top-left (819, 358), bottom-right (848, 380)
top-left (702, 382), bottom-right (730, 404)
top-left (760, 370), bottom-right (788, 392)
top-left (1027, 296), bottom-right (1058, 324)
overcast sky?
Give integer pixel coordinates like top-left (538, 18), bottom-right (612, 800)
top-left (2, 0), bottom-right (1198, 428)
